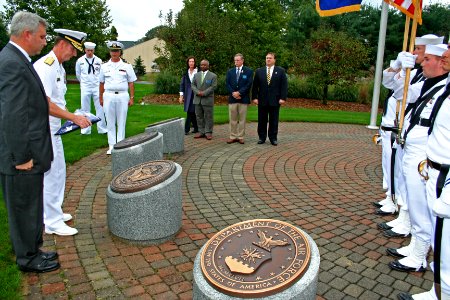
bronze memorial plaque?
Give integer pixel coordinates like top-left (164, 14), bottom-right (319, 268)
top-left (110, 160), bottom-right (176, 193)
top-left (200, 219), bottom-right (310, 297)
top-left (114, 131), bottom-right (158, 150)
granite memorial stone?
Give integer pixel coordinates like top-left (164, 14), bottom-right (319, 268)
top-left (107, 160), bottom-right (182, 244)
top-left (145, 117), bottom-right (184, 154)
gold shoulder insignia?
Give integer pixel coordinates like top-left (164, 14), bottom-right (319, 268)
top-left (44, 57), bottom-right (55, 66)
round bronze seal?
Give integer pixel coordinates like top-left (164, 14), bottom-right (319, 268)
top-left (114, 132), bottom-right (158, 150)
top-left (110, 160), bottom-right (176, 193)
top-left (200, 219), bottom-right (310, 298)
top-left (146, 117), bottom-right (182, 128)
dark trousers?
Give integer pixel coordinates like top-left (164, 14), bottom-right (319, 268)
top-left (1, 173), bottom-right (44, 267)
top-left (257, 105), bottom-right (280, 141)
top-left (185, 111), bottom-right (198, 133)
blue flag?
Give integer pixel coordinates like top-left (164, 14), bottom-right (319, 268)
top-left (316, 0), bottom-right (362, 16)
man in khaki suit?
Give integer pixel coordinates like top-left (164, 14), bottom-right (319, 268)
top-left (191, 59), bottom-right (217, 140)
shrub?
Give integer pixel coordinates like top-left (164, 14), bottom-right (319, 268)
top-left (287, 76), bottom-right (322, 99)
top-left (216, 75), bottom-right (228, 96)
top-left (155, 71), bottom-right (180, 94)
top-left (333, 84), bottom-right (358, 102)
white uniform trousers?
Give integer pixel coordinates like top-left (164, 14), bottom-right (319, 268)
top-left (403, 150), bottom-right (431, 242)
top-left (229, 103), bottom-right (248, 139)
top-left (103, 91), bottom-right (129, 147)
top-left (43, 133), bottom-right (66, 229)
top-left (395, 145), bottom-right (407, 207)
top-left (426, 167), bottom-right (450, 296)
top-left (381, 129), bottom-right (393, 192)
top-left (80, 87), bottom-right (107, 134)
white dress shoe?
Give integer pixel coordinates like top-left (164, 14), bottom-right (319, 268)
top-left (45, 224), bottom-right (78, 236)
top-left (106, 145), bottom-right (113, 155)
top-left (62, 213), bottom-right (72, 222)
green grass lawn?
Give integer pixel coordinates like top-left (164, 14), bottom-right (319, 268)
top-left (0, 82), bottom-right (381, 298)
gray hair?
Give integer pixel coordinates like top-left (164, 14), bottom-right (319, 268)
top-left (9, 11), bottom-right (47, 37)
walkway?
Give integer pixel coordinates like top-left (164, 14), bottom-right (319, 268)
top-left (23, 123), bottom-right (433, 299)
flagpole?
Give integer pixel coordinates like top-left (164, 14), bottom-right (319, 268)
top-left (394, 16), bottom-right (411, 124)
top-left (397, 0), bottom-right (419, 144)
top-left (367, 1), bottom-right (389, 130)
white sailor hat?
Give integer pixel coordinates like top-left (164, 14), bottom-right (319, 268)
top-left (425, 44), bottom-right (448, 57)
top-left (84, 42), bottom-right (96, 50)
top-left (415, 34), bottom-right (444, 46)
top-left (54, 29), bottom-right (87, 52)
top-left (106, 41), bottom-right (124, 50)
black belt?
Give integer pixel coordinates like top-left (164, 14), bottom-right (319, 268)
top-left (417, 118), bottom-right (431, 127)
top-left (427, 158), bottom-right (442, 170)
top-left (381, 126), bottom-right (398, 133)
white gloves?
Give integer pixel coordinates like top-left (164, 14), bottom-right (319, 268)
top-left (433, 186), bottom-right (450, 219)
top-left (400, 52), bottom-right (417, 70)
top-left (390, 51), bottom-right (407, 70)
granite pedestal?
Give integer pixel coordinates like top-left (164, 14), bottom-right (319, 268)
top-left (193, 228), bottom-right (320, 300)
top-left (111, 132), bottom-right (163, 177)
top-left (145, 117), bottom-right (184, 154)
top-left (107, 161), bottom-right (182, 245)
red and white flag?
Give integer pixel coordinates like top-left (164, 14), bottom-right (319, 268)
top-left (384, 0), bottom-right (422, 24)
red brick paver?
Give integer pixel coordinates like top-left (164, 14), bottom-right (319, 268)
top-left (23, 123), bottom-right (431, 299)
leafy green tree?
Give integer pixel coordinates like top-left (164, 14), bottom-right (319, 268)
top-left (418, 4), bottom-right (450, 39)
top-left (3, 0), bottom-right (112, 66)
top-left (109, 25), bottom-right (118, 41)
top-left (133, 56), bottom-right (146, 76)
top-left (0, 15), bottom-right (8, 50)
top-left (137, 25), bottom-right (165, 43)
top-left (156, 0), bottom-right (253, 75)
top-left (297, 27), bottom-right (370, 104)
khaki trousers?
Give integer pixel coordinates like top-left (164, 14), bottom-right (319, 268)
top-left (228, 103), bottom-right (248, 139)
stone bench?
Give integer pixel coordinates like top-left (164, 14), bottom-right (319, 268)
top-left (145, 117), bottom-right (184, 154)
top-left (111, 131), bottom-right (163, 177)
top-left (107, 160), bottom-right (182, 244)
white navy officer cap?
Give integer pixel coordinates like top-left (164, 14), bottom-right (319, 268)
top-left (84, 42), bottom-right (96, 50)
top-left (415, 34), bottom-right (445, 46)
top-left (54, 29), bottom-right (87, 52)
top-left (425, 44), bottom-right (448, 57)
top-left (107, 41), bottom-right (124, 50)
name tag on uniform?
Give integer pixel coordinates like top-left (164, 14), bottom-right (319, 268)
top-left (205, 79), bottom-right (212, 84)
top-left (242, 75), bottom-right (247, 79)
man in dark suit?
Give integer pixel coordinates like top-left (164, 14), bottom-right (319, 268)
top-left (0, 11), bottom-right (59, 273)
top-left (225, 53), bottom-right (253, 144)
top-left (191, 59), bottom-right (218, 140)
top-left (252, 52), bottom-right (288, 145)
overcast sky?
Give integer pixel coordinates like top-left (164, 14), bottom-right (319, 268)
top-left (0, 0), bottom-right (448, 41)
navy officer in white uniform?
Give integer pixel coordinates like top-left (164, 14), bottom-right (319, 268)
top-left (34, 29), bottom-right (91, 236)
top-left (99, 41), bottom-right (137, 155)
top-left (75, 41), bottom-right (107, 135)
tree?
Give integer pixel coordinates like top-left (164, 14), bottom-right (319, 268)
top-left (133, 56), bottom-right (146, 76)
top-left (0, 15), bottom-right (8, 50)
top-left (109, 26), bottom-right (118, 41)
top-left (296, 27), bottom-right (370, 104)
top-left (3, 0), bottom-right (112, 66)
top-left (156, 0), bottom-right (253, 75)
top-left (137, 25), bottom-right (165, 43)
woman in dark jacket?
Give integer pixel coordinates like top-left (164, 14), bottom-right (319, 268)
top-left (179, 56), bottom-right (198, 134)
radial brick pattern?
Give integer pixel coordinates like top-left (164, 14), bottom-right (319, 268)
top-left (23, 123), bottom-right (434, 299)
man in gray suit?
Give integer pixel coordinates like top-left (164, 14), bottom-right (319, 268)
top-left (0, 11), bottom-right (59, 273)
top-left (191, 59), bottom-right (218, 140)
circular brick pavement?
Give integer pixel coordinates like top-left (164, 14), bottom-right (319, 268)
top-left (23, 123), bottom-right (433, 299)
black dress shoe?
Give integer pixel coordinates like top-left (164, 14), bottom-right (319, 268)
top-left (386, 248), bottom-right (407, 258)
top-left (377, 222), bottom-right (393, 230)
top-left (375, 208), bottom-right (397, 215)
top-left (372, 201), bottom-right (383, 208)
top-left (40, 251), bottom-right (58, 261)
top-left (191, 130), bottom-right (199, 133)
top-left (270, 140), bottom-right (278, 146)
top-left (18, 259), bottom-right (60, 273)
top-left (257, 139), bottom-right (265, 144)
top-left (397, 292), bottom-right (414, 300)
top-left (383, 229), bottom-right (409, 238)
top-left (389, 260), bottom-right (426, 272)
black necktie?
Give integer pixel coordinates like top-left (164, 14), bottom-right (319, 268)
top-left (85, 58), bottom-right (95, 74)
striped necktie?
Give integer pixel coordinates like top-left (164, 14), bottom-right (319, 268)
top-left (267, 67), bottom-right (271, 85)
top-left (201, 72), bottom-right (205, 84)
